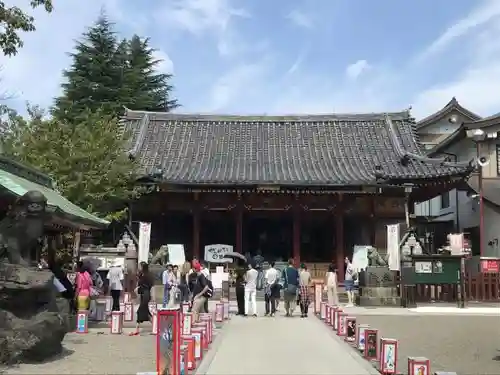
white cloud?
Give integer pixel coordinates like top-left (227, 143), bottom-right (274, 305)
top-left (158, 0), bottom-right (248, 35)
top-left (152, 50), bottom-right (174, 74)
top-left (410, 0), bottom-right (500, 118)
top-left (286, 9), bottom-right (313, 29)
top-left (415, 0), bottom-right (500, 63)
top-left (158, 0), bottom-right (249, 57)
top-left (345, 60), bottom-right (371, 80)
top-left (0, 0), bottom-right (109, 110)
top-left (206, 61), bottom-right (269, 112)
top-left (0, 0), bottom-right (173, 112)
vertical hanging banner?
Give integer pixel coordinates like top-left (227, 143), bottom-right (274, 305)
top-left (387, 224), bottom-right (401, 271)
top-left (138, 222), bottom-right (152, 264)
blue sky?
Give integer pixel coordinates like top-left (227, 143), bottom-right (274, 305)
top-left (2, 0), bottom-right (500, 119)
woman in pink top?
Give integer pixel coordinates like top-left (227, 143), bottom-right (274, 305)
top-left (75, 261), bottom-right (92, 310)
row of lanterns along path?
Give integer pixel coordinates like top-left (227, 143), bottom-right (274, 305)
top-left (312, 282), bottom-right (456, 375)
top-left (75, 292), bottom-right (231, 375)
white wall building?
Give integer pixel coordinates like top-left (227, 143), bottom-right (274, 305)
top-left (415, 98), bottom-right (500, 257)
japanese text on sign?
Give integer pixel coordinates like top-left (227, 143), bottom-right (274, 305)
top-left (204, 244), bottom-right (233, 263)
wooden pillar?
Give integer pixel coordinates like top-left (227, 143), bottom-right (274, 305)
top-left (336, 194), bottom-right (345, 283)
top-left (293, 195), bottom-right (301, 264)
top-left (236, 193), bottom-right (243, 253)
top-left (370, 197), bottom-right (376, 245)
top-left (193, 193), bottom-right (200, 259)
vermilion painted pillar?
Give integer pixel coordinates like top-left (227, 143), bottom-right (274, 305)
top-left (293, 210), bottom-right (301, 264)
top-left (236, 208), bottom-right (243, 253)
top-left (193, 210), bottom-right (200, 260)
top-left (336, 215), bottom-right (345, 283)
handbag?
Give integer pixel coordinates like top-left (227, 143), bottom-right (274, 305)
top-left (283, 267), bottom-right (297, 295)
top-left (90, 286), bottom-right (100, 298)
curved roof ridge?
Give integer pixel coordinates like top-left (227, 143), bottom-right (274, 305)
top-left (416, 97), bottom-right (481, 130)
top-left (464, 111), bottom-right (500, 128)
top-left (385, 115), bottom-right (472, 169)
top-left (122, 108), bottom-right (411, 122)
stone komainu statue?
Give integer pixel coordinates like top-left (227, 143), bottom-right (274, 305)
top-left (0, 190), bottom-right (69, 364)
top-left (367, 246), bottom-right (389, 267)
top-left (0, 190), bottom-right (47, 265)
top-left (150, 245), bottom-right (169, 265)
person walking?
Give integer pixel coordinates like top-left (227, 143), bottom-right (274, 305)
top-left (107, 259), bottom-right (124, 311)
top-left (298, 263), bottom-right (311, 317)
top-left (344, 257), bottom-right (357, 307)
top-left (200, 262), bottom-right (211, 313)
top-left (325, 263), bottom-right (339, 305)
top-left (75, 261), bottom-right (92, 311)
top-left (235, 266), bottom-right (246, 315)
top-left (179, 262), bottom-right (191, 302)
top-left (168, 265), bottom-right (180, 307)
top-left (244, 263), bottom-right (258, 317)
top-left (191, 263), bottom-right (209, 322)
top-left (162, 264), bottom-right (174, 308)
top-left (130, 262), bottom-right (154, 336)
top-left (281, 258), bottom-right (299, 317)
top-left (264, 261), bottom-right (279, 316)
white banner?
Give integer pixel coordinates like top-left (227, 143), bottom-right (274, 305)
top-left (204, 244), bottom-right (233, 263)
top-left (352, 245), bottom-right (370, 272)
top-left (138, 222), bottom-right (151, 264)
top-left (167, 244), bottom-right (186, 266)
top-left (387, 224), bottom-right (400, 271)
top-left (448, 233), bottom-right (464, 255)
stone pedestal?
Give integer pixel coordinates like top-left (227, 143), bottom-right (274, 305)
top-left (356, 266), bottom-right (401, 307)
top-left (0, 264), bottom-right (69, 364)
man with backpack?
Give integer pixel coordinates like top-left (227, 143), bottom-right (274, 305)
top-left (191, 263), bottom-right (212, 322)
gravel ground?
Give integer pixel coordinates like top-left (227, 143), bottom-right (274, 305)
top-left (2, 321), bottom-right (157, 375)
top-left (353, 314), bottom-right (500, 375)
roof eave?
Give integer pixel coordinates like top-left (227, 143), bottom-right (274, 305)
top-left (416, 98), bottom-right (481, 130)
top-left (464, 114), bottom-right (500, 129)
top-left (46, 205), bottom-right (109, 230)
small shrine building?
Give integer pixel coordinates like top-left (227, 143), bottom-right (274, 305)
top-left (123, 109), bottom-right (471, 279)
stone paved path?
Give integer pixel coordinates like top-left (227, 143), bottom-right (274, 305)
top-left (198, 302), bottom-right (379, 375)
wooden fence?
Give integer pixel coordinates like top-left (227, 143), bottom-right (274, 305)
top-left (414, 272), bottom-right (500, 303)
top-left (305, 262), bottom-right (499, 303)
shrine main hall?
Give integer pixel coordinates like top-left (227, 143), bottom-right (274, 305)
top-left (123, 109), bottom-right (470, 279)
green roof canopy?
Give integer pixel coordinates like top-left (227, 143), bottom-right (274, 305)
top-left (0, 159), bottom-right (109, 229)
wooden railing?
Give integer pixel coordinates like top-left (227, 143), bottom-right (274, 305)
top-left (412, 272), bottom-right (500, 303)
top-left (465, 272), bottom-right (500, 301)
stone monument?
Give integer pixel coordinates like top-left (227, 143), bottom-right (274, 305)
top-left (0, 191), bottom-right (69, 364)
top-left (356, 247), bottom-right (401, 307)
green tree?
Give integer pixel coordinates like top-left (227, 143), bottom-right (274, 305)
top-left (0, 0), bottom-right (53, 56)
top-left (2, 106), bottom-right (138, 219)
top-left (52, 16), bottom-right (180, 124)
top-left (125, 35), bottom-right (179, 112)
top-left (52, 15), bottom-right (128, 122)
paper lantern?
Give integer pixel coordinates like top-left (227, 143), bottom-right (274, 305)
top-left (75, 310), bottom-right (89, 334)
top-left (379, 338), bottom-right (398, 374)
top-left (110, 311), bottom-right (123, 334)
top-left (408, 357), bottom-right (430, 375)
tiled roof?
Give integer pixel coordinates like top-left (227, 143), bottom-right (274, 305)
top-left (122, 109), bottom-right (472, 186)
top-left (416, 97), bottom-right (481, 130)
top-left (464, 112), bottom-right (500, 129)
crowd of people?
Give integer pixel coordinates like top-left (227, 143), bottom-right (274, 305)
top-left (65, 254), bottom-right (357, 334)
top-left (235, 256), bottom-right (357, 317)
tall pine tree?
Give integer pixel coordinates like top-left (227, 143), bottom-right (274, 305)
top-left (52, 15), bottom-right (130, 122)
top-left (52, 16), bottom-right (179, 123)
top-left (125, 35), bottom-right (179, 112)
